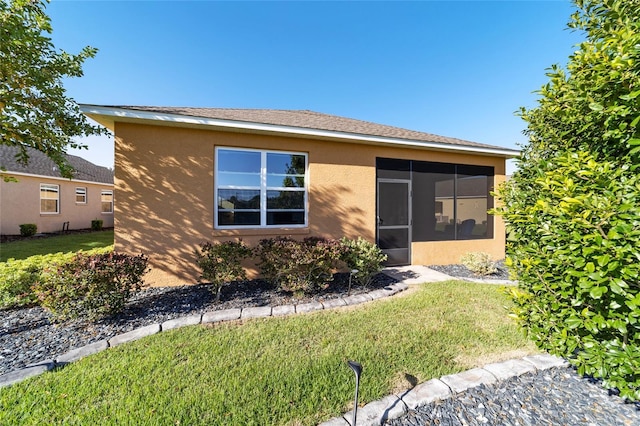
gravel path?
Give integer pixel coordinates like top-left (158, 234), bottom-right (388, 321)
top-left (1, 273), bottom-right (395, 376)
top-left (386, 367), bottom-right (640, 425)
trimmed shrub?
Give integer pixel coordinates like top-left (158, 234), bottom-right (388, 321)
top-left (33, 251), bottom-right (149, 321)
top-left (91, 219), bottom-right (103, 231)
top-left (495, 0), bottom-right (640, 401)
top-left (256, 237), bottom-right (344, 295)
top-left (499, 152), bottom-right (640, 401)
top-left (195, 240), bottom-right (253, 301)
top-left (0, 247), bottom-right (112, 310)
top-left (460, 252), bottom-right (497, 276)
top-left (19, 223), bottom-right (37, 237)
top-left (339, 237), bottom-right (387, 287)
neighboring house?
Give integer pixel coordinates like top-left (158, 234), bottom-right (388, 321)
top-left (0, 145), bottom-right (114, 235)
top-left (81, 105), bottom-right (519, 287)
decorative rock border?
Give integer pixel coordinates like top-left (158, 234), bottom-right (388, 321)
top-left (0, 282), bottom-right (409, 388)
top-left (319, 354), bottom-right (568, 426)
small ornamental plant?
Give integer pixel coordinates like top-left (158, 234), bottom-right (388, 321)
top-left (339, 237), bottom-right (387, 287)
top-left (33, 252), bottom-right (149, 321)
top-left (460, 252), bottom-right (497, 276)
top-left (19, 224), bottom-right (37, 237)
top-left (195, 240), bottom-right (253, 301)
top-left (0, 248), bottom-right (112, 311)
top-left (256, 237), bottom-right (345, 295)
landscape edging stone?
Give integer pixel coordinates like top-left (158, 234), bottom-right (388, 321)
top-left (320, 354), bottom-right (568, 425)
top-left (1, 278), bottom-right (408, 388)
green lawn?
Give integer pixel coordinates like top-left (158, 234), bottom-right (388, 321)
top-left (0, 282), bottom-right (537, 425)
top-left (0, 230), bottom-right (114, 261)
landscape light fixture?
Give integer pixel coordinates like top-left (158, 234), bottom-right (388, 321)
top-left (348, 269), bottom-right (359, 295)
top-left (347, 360), bottom-right (362, 426)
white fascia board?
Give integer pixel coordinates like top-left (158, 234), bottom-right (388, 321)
top-left (80, 104), bottom-right (521, 158)
top-left (0, 170), bottom-right (114, 187)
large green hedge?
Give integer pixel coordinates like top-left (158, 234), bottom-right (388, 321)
top-left (497, 0), bottom-right (640, 400)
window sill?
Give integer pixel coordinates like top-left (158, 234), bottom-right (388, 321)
top-left (213, 227), bottom-right (310, 237)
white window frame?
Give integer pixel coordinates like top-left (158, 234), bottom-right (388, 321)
top-left (215, 147), bottom-right (308, 229)
top-left (75, 187), bottom-right (87, 204)
top-left (101, 190), bottom-right (114, 214)
top-left (40, 183), bottom-right (59, 214)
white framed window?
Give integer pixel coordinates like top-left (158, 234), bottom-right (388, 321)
top-left (75, 187), bottom-right (87, 204)
top-left (101, 190), bottom-right (113, 214)
top-left (215, 147), bottom-right (307, 228)
top-left (40, 184), bottom-right (59, 214)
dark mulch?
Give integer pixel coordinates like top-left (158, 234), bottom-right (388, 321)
top-left (428, 260), bottom-right (512, 280)
top-left (1, 272), bottom-right (397, 376)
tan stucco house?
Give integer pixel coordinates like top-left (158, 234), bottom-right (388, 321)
top-left (0, 145), bottom-right (114, 235)
top-left (81, 105), bottom-right (519, 287)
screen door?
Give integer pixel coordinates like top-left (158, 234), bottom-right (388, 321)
top-left (377, 179), bottom-right (411, 265)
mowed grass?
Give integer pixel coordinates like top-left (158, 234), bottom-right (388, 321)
top-left (0, 282), bottom-right (537, 425)
top-left (0, 230), bottom-right (114, 261)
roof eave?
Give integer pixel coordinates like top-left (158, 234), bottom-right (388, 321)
top-left (0, 170), bottom-right (114, 186)
top-left (79, 104), bottom-right (521, 158)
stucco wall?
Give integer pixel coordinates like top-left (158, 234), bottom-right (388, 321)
top-left (114, 122), bottom-right (507, 286)
top-left (0, 174), bottom-right (114, 235)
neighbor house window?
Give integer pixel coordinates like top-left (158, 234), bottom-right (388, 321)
top-left (40, 184), bottom-right (59, 214)
top-left (101, 190), bottom-right (113, 213)
top-left (215, 147), bottom-right (307, 228)
top-left (76, 187), bottom-right (87, 204)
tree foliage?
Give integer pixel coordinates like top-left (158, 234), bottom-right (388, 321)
top-left (0, 0), bottom-right (106, 178)
top-left (497, 0), bottom-right (640, 400)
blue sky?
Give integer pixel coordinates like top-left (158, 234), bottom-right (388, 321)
top-left (49, 0), bottom-right (585, 173)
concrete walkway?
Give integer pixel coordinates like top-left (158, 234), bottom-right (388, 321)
top-left (382, 265), bottom-right (453, 284)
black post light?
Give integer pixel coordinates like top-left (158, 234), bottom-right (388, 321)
top-left (347, 360), bottom-right (362, 426)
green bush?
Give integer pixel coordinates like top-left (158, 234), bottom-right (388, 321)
top-left (500, 152), bottom-right (640, 400)
top-left (19, 223), bottom-right (37, 237)
top-left (460, 252), bottom-right (497, 276)
top-left (195, 240), bottom-right (253, 301)
top-left (339, 237), bottom-right (387, 287)
top-left (91, 219), bottom-right (103, 231)
top-left (256, 237), bottom-right (344, 295)
top-left (495, 0), bottom-right (640, 401)
top-left (33, 251), bottom-right (149, 321)
top-left (0, 248), bottom-right (112, 310)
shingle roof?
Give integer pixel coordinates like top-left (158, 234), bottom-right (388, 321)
top-left (103, 106), bottom-right (508, 152)
top-left (0, 145), bottom-right (114, 184)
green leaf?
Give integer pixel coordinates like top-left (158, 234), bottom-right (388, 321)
top-left (565, 316), bottom-right (583, 329)
top-left (609, 278), bottom-right (627, 295)
top-left (589, 286), bottom-right (607, 299)
top-left (588, 102), bottom-right (604, 111)
top-left (620, 90), bottom-right (640, 101)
